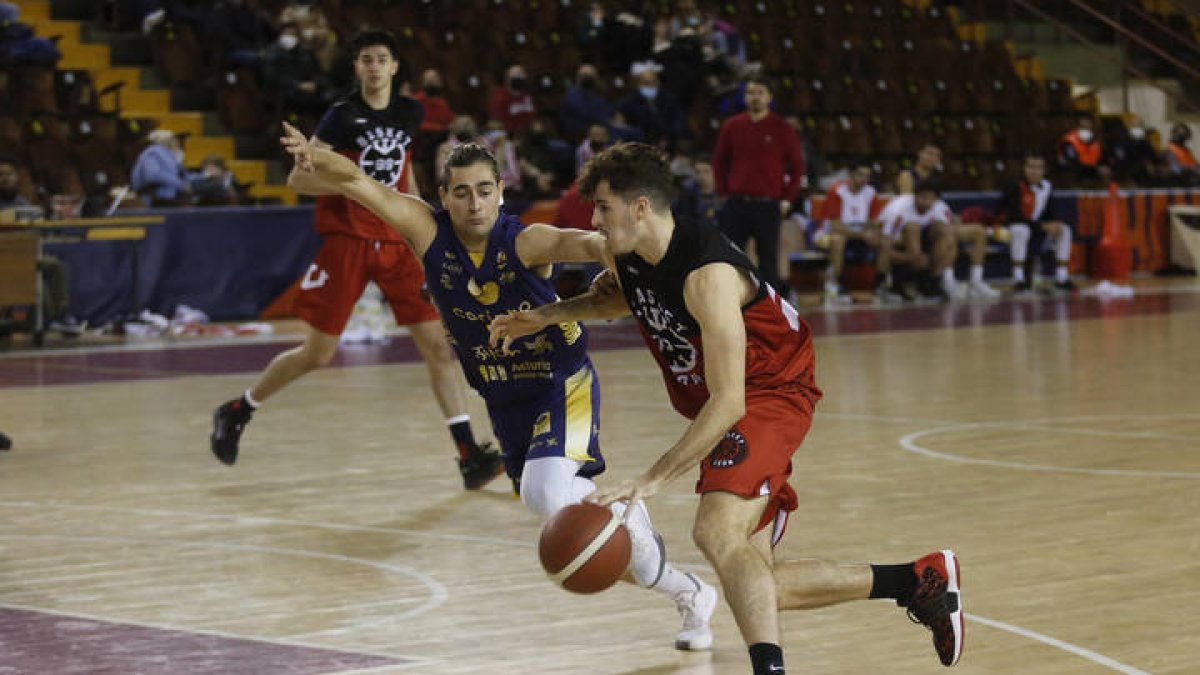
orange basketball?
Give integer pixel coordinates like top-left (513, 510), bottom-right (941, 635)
top-left (538, 502), bottom-right (632, 594)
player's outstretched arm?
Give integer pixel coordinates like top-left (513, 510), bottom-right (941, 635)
top-left (488, 268), bottom-right (629, 352)
top-left (514, 224), bottom-right (608, 267)
top-left (280, 121), bottom-right (438, 253)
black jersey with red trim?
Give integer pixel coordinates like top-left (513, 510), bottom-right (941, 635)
top-left (312, 90), bottom-right (423, 242)
top-left (613, 217), bottom-right (821, 419)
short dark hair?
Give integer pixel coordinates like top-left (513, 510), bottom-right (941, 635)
top-left (440, 143), bottom-right (499, 187)
top-left (1023, 150), bottom-right (1046, 163)
top-left (744, 73), bottom-right (774, 93)
top-left (849, 156), bottom-right (873, 171)
top-left (578, 142), bottom-right (675, 212)
top-left (349, 29), bottom-right (400, 61)
top-left (914, 178), bottom-right (942, 196)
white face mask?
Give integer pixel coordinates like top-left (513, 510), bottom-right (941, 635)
top-left (1130, 126), bottom-right (1146, 140)
top-left (172, 149), bottom-right (185, 163)
top-left (1077, 128), bottom-right (1094, 143)
top-left (279, 34), bottom-right (299, 50)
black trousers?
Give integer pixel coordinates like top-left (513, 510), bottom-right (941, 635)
top-left (718, 197), bottom-right (783, 292)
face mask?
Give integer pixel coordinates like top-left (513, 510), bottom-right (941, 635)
top-left (509, 77), bottom-right (527, 92)
top-left (579, 76), bottom-right (596, 90)
top-left (454, 131), bottom-right (474, 142)
top-left (1129, 126), bottom-right (1145, 140)
top-left (639, 86), bottom-right (658, 99)
top-left (424, 85), bottom-right (441, 97)
top-left (589, 139), bottom-right (605, 152)
top-left (172, 149), bottom-right (185, 163)
top-left (485, 130), bottom-right (506, 145)
top-left (1077, 128), bottom-right (1094, 143)
top-left (687, 15), bottom-right (701, 26)
top-left (278, 34), bottom-right (299, 50)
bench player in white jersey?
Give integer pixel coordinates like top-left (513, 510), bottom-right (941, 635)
top-left (879, 180), bottom-right (1000, 301)
top-left (813, 159), bottom-right (892, 305)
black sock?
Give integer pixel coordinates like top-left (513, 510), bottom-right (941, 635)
top-left (749, 642), bottom-right (784, 675)
top-left (870, 563), bottom-right (918, 604)
top-left (448, 418), bottom-right (476, 460)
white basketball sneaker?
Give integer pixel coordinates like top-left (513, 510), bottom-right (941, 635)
top-left (674, 573), bottom-right (717, 651)
top-left (968, 279), bottom-right (1001, 300)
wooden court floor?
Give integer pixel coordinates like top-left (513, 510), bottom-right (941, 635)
top-left (1, 295), bottom-right (1197, 674)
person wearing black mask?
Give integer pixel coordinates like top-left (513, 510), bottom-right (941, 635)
top-left (488, 64), bottom-right (537, 135)
top-left (560, 63), bottom-right (641, 144)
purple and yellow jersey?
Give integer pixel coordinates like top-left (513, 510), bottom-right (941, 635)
top-left (423, 210), bottom-right (603, 480)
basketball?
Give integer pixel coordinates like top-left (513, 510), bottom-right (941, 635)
top-left (538, 502), bottom-right (631, 594)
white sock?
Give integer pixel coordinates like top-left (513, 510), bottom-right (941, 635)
top-left (1013, 265), bottom-right (1026, 282)
top-left (1056, 227), bottom-right (1073, 264)
top-left (610, 500), bottom-right (667, 588)
top-left (970, 265), bottom-right (983, 284)
top-left (941, 268), bottom-right (955, 284)
top-left (1056, 265), bottom-right (1069, 283)
top-left (653, 565), bottom-right (702, 598)
top-left (243, 389), bottom-right (261, 409)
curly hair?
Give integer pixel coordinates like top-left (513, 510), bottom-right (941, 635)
top-left (577, 142), bottom-right (675, 213)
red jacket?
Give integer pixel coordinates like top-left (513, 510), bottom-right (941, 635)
top-left (712, 112), bottom-right (806, 202)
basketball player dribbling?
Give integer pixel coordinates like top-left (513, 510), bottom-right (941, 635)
top-left (490, 143), bottom-right (966, 673)
top-left (277, 124), bottom-right (719, 650)
top-left (209, 31), bottom-right (503, 489)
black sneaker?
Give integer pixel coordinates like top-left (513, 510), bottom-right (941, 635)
top-left (906, 550), bottom-right (964, 667)
top-left (211, 398), bottom-right (254, 465)
top-left (0, 431), bottom-right (11, 450)
top-left (1012, 280), bottom-right (1033, 294)
top-left (458, 441), bottom-right (505, 490)
top-left (1054, 279), bottom-right (1078, 293)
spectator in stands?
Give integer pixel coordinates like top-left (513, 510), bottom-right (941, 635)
top-left (413, 69), bottom-right (454, 137)
top-left (517, 118), bottom-right (558, 199)
top-left (1165, 122), bottom-right (1199, 187)
top-left (575, 2), bottom-right (608, 66)
top-left (999, 151), bottom-right (1076, 294)
top-left (895, 143), bottom-right (943, 194)
top-left (139, 0), bottom-right (206, 35)
top-left (188, 155), bottom-right (241, 206)
top-left (575, 123), bottom-right (610, 171)
top-left (673, 154), bottom-right (720, 230)
top-left (482, 122), bottom-right (529, 207)
top-left (560, 63), bottom-right (638, 142)
top-left (712, 74), bottom-right (805, 294)
top-left (1057, 115), bottom-right (1108, 186)
top-left (650, 14), bottom-right (704, 113)
top-left (1108, 116), bottom-right (1160, 186)
top-left (0, 157), bottom-right (82, 336)
top-left (435, 115), bottom-right (478, 181)
top-left (488, 64), bottom-right (537, 136)
top-left (617, 62), bottom-right (687, 151)
top-left (280, 0), bottom-right (338, 73)
top-left (814, 158), bottom-right (893, 306)
top-left (260, 22), bottom-right (331, 115)
top-left (131, 129), bottom-right (191, 207)
top-left (202, 0), bottom-right (274, 68)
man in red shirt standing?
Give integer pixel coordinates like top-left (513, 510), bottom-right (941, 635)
top-left (712, 75), bottom-right (806, 294)
top-left (209, 31), bottom-right (503, 489)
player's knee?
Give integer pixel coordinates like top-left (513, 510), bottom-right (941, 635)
top-left (692, 519), bottom-right (736, 563)
top-left (520, 478), bottom-right (575, 519)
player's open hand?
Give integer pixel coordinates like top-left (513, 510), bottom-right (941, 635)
top-left (280, 121), bottom-right (314, 173)
top-left (488, 310), bottom-right (546, 354)
top-left (586, 477), bottom-right (661, 520)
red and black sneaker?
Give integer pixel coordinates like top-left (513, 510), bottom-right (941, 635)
top-left (907, 550), bottom-right (964, 667)
top-left (457, 442), bottom-right (505, 490)
top-left (210, 398), bottom-right (254, 466)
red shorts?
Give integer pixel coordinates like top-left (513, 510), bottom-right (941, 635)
top-left (696, 387), bottom-right (816, 545)
top-left (294, 235), bottom-right (439, 335)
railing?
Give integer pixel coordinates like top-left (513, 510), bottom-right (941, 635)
top-left (1005, 0), bottom-right (1200, 114)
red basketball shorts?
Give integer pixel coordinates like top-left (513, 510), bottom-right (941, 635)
top-left (294, 234), bottom-right (439, 336)
top-left (696, 386), bottom-right (816, 546)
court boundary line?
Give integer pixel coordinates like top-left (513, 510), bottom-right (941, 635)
top-left (898, 413), bottom-right (1200, 478)
top-left (0, 533), bottom-right (447, 646)
top-left (966, 613), bottom-right (1150, 675)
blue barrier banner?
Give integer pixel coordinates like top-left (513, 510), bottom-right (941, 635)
top-left (46, 206), bottom-right (320, 325)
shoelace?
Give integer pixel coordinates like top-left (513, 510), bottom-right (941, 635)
top-left (676, 591), bottom-right (706, 631)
